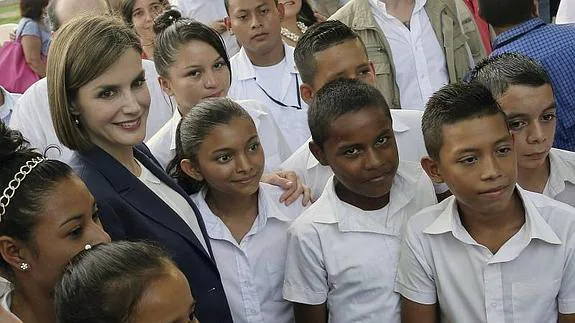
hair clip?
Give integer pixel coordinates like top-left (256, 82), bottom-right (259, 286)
top-left (0, 157), bottom-right (45, 222)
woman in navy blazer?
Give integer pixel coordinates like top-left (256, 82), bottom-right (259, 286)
top-left (47, 15), bottom-right (232, 323)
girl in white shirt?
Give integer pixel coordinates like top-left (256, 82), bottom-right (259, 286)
top-left (147, 9), bottom-right (291, 171)
top-left (169, 97), bottom-right (306, 323)
top-left (0, 124), bottom-right (111, 323)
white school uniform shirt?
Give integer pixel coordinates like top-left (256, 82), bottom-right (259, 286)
top-left (279, 109), bottom-right (448, 197)
top-left (228, 44), bottom-right (310, 154)
top-left (556, 0), bottom-right (575, 24)
top-left (282, 162), bottom-right (437, 323)
top-left (169, 0), bottom-right (240, 57)
top-left (395, 187), bottom-right (575, 323)
top-left (8, 60), bottom-right (174, 163)
top-left (146, 99), bottom-right (291, 171)
top-left (0, 87), bottom-right (20, 126)
top-left (191, 183), bottom-right (306, 323)
top-left (369, 0), bottom-right (449, 110)
top-left (541, 148), bottom-right (575, 207)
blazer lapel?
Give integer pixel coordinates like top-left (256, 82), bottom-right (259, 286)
top-left (79, 146), bottom-right (214, 262)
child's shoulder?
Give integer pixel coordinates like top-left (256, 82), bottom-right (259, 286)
top-left (521, 187), bottom-right (575, 226)
top-left (259, 183), bottom-right (308, 220)
top-left (395, 161), bottom-right (437, 205)
top-left (405, 196), bottom-right (456, 236)
top-left (551, 148), bottom-right (575, 166)
top-left (287, 187), bottom-right (339, 233)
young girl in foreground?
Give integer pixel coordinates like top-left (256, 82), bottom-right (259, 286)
top-left (55, 241), bottom-right (197, 323)
top-left (169, 98), bottom-right (306, 323)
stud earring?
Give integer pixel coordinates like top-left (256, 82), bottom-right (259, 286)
top-left (19, 263), bottom-right (29, 271)
top-left (74, 116), bottom-right (80, 126)
top-left (84, 244), bottom-right (92, 250)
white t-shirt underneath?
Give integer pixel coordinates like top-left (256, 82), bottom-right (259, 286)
top-left (253, 57), bottom-right (288, 104)
top-left (136, 160), bottom-right (209, 253)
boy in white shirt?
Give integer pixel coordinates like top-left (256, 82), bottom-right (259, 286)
top-left (396, 82), bottom-right (575, 323)
top-left (471, 53), bottom-right (575, 207)
top-left (283, 78), bottom-right (437, 323)
top-left (279, 20), bottom-right (449, 199)
top-left (225, 0), bottom-right (310, 153)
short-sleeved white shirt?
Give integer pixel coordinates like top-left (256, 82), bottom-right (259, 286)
top-left (145, 99), bottom-right (291, 171)
top-left (395, 187), bottom-right (575, 322)
top-left (9, 60), bottom-right (174, 163)
top-left (279, 109), bottom-right (448, 197)
top-left (228, 44), bottom-right (310, 154)
top-left (191, 183), bottom-right (306, 323)
top-left (282, 162), bottom-right (437, 323)
top-left (542, 148), bottom-right (575, 207)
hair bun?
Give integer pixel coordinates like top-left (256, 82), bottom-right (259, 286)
top-left (153, 9), bottom-right (182, 35)
top-left (0, 122), bottom-right (30, 163)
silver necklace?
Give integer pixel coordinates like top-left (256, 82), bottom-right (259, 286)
top-left (281, 21), bottom-right (308, 42)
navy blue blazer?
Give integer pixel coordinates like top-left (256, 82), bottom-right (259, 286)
top-left (70, 144), bottom-right (233, 323)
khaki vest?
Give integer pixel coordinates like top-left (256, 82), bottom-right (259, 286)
top-left (330, 0), bottom-right (486, 109)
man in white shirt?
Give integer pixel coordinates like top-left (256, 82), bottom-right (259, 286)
top-left (280, 21), bottom-right (449, 198)
top-left (225, 0), bottom-right (310, 154)
top-left (9, 0), bottom-right (174, 163)
top-left (169, 0), bottom-right (240, 56)
top-left (396, 82), bottom-right (575, 322)
top-left (0, 87), bottom-right (20, 126)
top-left (330, 0), bottom-right (485, 110)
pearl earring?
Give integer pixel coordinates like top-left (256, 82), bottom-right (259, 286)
top-left (19, 263), bottom-right (29, 271)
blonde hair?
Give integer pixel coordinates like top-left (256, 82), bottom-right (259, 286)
top-left (48, 14), bottom-right (142, 152)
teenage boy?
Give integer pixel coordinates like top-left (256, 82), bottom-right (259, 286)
top-left (479, 0), bottom-right (575, 151)
top-left (279, 20), bottom-right (448, 198)
top-left (395, 82), bottom-right (575, 322)
top-left (225, 0), bottom-right (310, 153)
top-left (471, 53), bottom-right (575, 207)
top-left (283, 78), bottom-right (437, 323)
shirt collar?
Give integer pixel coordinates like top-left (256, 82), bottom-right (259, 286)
top-left (492, 18), bottom-right (546, 49)
top-left (424, 186), bottom-right (562, 246)
top-left (232, 42), bottom-right (298, 81)
top-left (312, 162), bottom-right (421, 235)
top-left (200, 184), bottom-right (292, 241)
top-left (305, 116), bottom-right (412, 170)
top-left (169, 109), bottom-right (182, 151)
top-left (369, 0), bottom-right (427, 18)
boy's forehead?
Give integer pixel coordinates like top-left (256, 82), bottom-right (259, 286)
top-left (327, 106), bottom-right (391, 137)
top-left (228, 0), bottom-right (274, 11)
top-left (439, 114), bottom-right (510, 153)
top-left (312, 39), bottom-right (369, 86)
